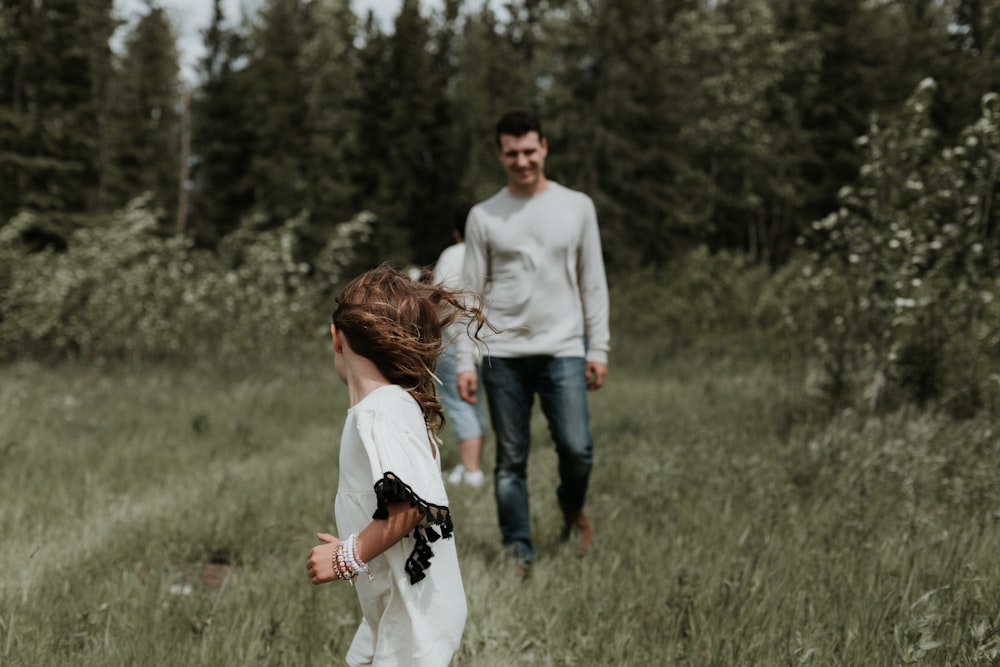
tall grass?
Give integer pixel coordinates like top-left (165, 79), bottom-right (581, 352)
top-left (1, 343), bottom-right (998, 665)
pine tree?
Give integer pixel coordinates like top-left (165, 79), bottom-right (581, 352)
top-left (244, 0), bottom-right (315, 227)
top-left (417, 0), bottom-right (465, 263)
top-left (362, 0), bottom-right (442, 265)
top-left (542, 0), bottom-right (702, 267)
top-left (0, 0), bottom-right (116, 235)
top-left (451, 2), bottom-right (536, 203)
top-left (188, 0), bottom-right (255, 246)
top-left (104, 2), bottom-right (182, 224)
top-left (674, 0), bottom-right (820, 264)
top-left (299, 0), bottom-right (364, 241)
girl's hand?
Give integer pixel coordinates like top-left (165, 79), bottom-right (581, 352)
top-left (306, 532), bottom-right (340, 585)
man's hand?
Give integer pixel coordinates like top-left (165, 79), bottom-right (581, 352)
top-left (585, 361), bottom-right (608, 390)
top-left (457, 370), bottom-right (478, 403)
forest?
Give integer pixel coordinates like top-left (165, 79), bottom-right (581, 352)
top-left (1, 0), bottom-right (999, 413)
top-left (2, 3), bottom-right (1000, 663)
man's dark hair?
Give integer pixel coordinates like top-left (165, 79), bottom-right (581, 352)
top-left (495, 109), bottom-right (543, 148)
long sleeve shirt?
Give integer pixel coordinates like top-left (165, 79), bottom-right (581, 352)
top-left (457, 181), bottom-right (610, 372)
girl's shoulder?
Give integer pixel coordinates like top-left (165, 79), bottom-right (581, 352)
top-left (351, 384), bottom-right (420, 419)
top-left (349, 385), bottom-right (438, 463)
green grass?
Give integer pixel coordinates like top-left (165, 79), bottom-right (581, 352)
top-left (1, 345), bottom-right (999, 665)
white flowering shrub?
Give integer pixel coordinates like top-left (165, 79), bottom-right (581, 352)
top-left (762, 80), bottom-right (1000, 414)
top-left (0, 197), bottom-right (373, 360)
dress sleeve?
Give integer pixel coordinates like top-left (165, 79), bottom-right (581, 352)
top-left (355, 408), bottom-right (454, 584)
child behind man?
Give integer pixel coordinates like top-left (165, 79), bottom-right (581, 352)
top-left (434, 213), bottom-right (489, 488)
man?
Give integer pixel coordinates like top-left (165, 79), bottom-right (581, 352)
top-left (456, 109), bottom-right (610, 573)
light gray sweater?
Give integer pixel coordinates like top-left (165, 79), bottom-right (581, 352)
top-left (457, 182), bottom-right (610, 372)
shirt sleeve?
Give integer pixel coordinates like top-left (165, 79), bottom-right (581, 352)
top-left (578, 196), bottom-right (610, 364)
top-left (455, 209), bottom-right (489, 372)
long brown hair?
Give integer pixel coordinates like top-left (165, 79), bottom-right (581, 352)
top-left (332, 265), bottom-right (491, 434)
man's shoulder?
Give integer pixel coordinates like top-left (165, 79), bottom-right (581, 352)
top-left (472, 187), bottom-right (510, 212)
top-left (475, 183), bottom-right (592, 208)
top-left (548, 181), bottom-right (593, 204)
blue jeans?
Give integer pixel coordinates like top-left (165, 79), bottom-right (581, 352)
top-left (482, 356), bottom-right (593, 562)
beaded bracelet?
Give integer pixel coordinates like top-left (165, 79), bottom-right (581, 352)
top-left (333, 542), bottom-right (355, 585)
top-left (346, 533), bottom-right (374, 582)
top-left (331, 533), bottom-right (373, 585)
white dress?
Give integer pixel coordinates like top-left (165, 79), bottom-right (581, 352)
top-left (335, 384), bottom-right (467, 667)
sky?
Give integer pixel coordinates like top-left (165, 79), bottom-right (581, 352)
top-left (112, 0), bottom-right (442, 81)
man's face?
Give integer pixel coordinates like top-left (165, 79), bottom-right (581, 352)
top-left (497, 131), bottom-right (548, 195)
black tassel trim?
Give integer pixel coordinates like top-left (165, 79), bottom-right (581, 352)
top-left (372, 472), bottom-right (454, 584)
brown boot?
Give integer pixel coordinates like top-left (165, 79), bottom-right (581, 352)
top-left (562, 510), bottom-right (592, 556)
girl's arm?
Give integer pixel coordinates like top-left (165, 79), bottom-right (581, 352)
top-left (355, 500), bottom-right (423, 563)
top-left (306, 501), bottom-right (423, 585)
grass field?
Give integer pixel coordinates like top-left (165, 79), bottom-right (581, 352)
top-left (1, 342), bottom-right (999, 666)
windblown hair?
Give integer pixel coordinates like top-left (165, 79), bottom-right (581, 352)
top-left (332, 265), bottom-right (492, 434)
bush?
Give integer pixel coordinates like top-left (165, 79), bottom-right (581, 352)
top-left (0, 197), bottom-right (374, 361)
top-left (610, 246), bottom-right (770, 364)
top-left (759, 80), bottom-right (1000, 416)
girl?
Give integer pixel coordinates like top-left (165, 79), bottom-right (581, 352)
top-left (305, 265), bottom-right (490, 667)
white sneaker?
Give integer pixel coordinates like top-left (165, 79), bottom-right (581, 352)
top-left (446, 465), bottom-right (485, 487)
top-left (446, 464), bottom-right (466, 485)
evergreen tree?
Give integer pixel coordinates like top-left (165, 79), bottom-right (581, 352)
top-left (451, 2), bottom-right (536, 203)
top-left (543, 0), bottom-right (702, 267)
top-left (943, 0), bottom-right (1000, 135)
top-left (104, 2), bottom-right (182, 224)
top-left (299, 0), bottom-right (364, 241)
top-left (363, 0), bottom-right (442, 265)
top-left (766, 0), bottom-right (961, 257)
top-left (676, 0), bottom-right (820, 264)
top-left (0, 0), bottom-right (116, 236)
top-left (244, 0), bottom-right (316, 227)
top-left (417, 0), bottom-right (465, 263)
top-left (790, 0), bottom-right (911, 224)
top-left (188, 0), bottom-right (255, 246)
